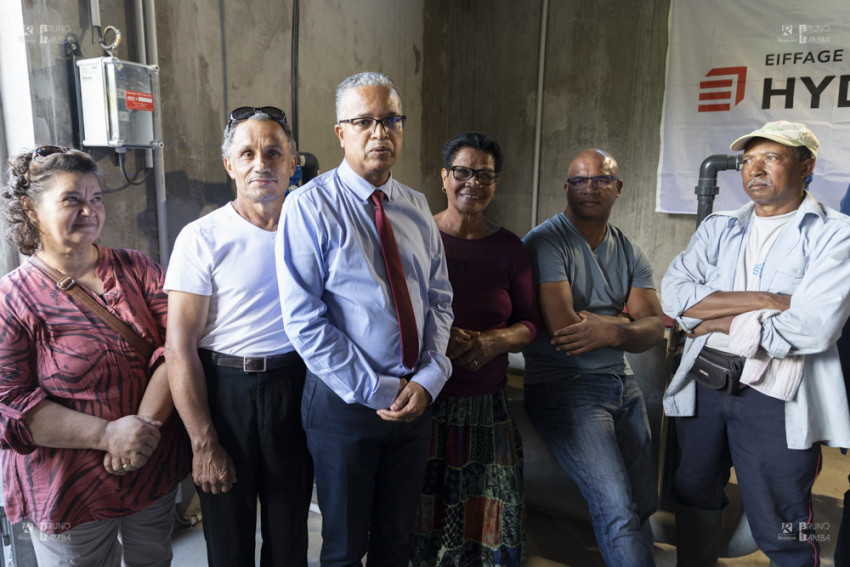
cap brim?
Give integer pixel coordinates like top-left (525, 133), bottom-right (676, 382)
top-left (730, 133), bottom-right (805, 152)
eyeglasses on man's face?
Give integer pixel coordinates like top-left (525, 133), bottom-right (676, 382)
top-left (228, 106), bottom-right (288, 126)
top-left (566, 175), bottom-right (620, 189)
top-left (449, 166), bottom-right (499, 186)
top-left (337, 115), bottom-right (406, 134)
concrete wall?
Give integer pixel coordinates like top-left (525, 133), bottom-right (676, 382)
top-left (1, 0), bottom-right (159, 258)
top-left (420, 0), bottom-right (696, 277)
top-left (154, 0), bottom-right (430, 261)
top-left (3, 0), bottom-right (702, 278)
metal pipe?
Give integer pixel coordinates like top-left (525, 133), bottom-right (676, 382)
top-left (695, 153), bottom-right (742, 226)
top-left (89, 0), bottom-right (102, 30)
top-left (529, 0), bottom-right (549, 229)
top-left (143, 0), bottom-right (170, 265)
top-left (134, 0), bottom-right (147, 63)
top-left (134, 0), bottom-right (153, 169)
top-left (290, 0), bottom-right (300, 147)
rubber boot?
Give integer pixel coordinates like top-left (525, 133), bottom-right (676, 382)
top-left (675, 502), bottom-right (723, 567)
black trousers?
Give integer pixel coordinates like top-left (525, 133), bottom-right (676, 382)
top-left (302, 371), bottom-right (432, 567)
top-left (197, 350), bottom-right (313, 567)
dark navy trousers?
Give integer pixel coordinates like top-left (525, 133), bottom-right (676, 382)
top-left (674, 383), bottom-right (822, 567)
top-left (302, 371), bottom-right (432, 567)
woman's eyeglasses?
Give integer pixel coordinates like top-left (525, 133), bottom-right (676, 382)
top-left (449, 166), bottom-right (499, 186)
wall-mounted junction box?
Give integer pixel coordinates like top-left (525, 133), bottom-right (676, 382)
top-left (76, 57), bottom-right (161, 148)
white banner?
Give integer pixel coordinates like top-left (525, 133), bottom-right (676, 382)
top-left (657, 1), bottom-right (850, 214)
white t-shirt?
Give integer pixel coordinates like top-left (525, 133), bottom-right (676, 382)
top-left (707, 210), bottom-right (794, 352)
top-left (164, 203), bottom-right (292, 356)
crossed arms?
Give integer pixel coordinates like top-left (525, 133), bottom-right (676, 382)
top-left (538, 279), bottom-right (664, 355)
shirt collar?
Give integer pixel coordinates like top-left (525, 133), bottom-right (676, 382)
top-left (724, 190), bottom-right (824, 229)
top-left (338, 158), bottom-right (396, 202)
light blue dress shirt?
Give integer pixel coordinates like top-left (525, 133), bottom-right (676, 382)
top-left (662, 192), bottom-right (850, 449)
top-left (276, 159), bottom-right (453, 410)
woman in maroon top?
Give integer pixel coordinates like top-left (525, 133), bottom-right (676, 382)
top-left (411, 132), bottom-right (542, 566)
top-left (0, 147), bottom-right (189, 565)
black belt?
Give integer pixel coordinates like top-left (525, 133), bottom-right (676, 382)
top-left (199, 349), bottom-right (302, 373)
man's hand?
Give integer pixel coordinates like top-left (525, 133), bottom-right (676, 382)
top-left (683, 291), bottom-right (792, 320)
top-left (193, 442), bottom-right (238, 494)
top-left (550, 311), bottom-right (618, 355)
top-left (763, 292), bottom-right (792, 312)
top-left (686, 315), bottom-right (736, 338)
top-left (377, 379), bottom-right (431, 423)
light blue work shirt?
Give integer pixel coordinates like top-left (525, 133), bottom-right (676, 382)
top-left (276, 159), bottom-right (453, 410)
top-left (662, 192), bottom-right (850, 449)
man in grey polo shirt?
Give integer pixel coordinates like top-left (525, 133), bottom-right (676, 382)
top-left (523, 148), bottom-right (664, 567)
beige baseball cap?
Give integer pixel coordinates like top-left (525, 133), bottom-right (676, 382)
top-left (729, 120), bottom-right (819, 158)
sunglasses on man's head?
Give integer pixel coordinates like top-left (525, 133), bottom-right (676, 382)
top-left (228, 106), bottom-right (288, 126)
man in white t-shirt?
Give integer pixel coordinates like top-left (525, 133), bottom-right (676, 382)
top-left (163, 107), bottom-right (312, 567)
top-left (662, 121), bottom-right (850, 566)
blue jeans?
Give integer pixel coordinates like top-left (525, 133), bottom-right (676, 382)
top-left (525, 373), bottom-right (658, 567)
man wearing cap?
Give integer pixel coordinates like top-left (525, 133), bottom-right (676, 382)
top-left (662, 120), bottom-right (850, 566)
top-left (164, 106), bottom-right (312, 566)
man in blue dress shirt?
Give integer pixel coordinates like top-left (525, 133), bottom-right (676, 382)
top-left (276, 71), bottom-right (454, 567)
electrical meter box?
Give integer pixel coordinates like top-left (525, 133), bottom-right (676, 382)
top-left (76, 57), bottom-right (161, 148)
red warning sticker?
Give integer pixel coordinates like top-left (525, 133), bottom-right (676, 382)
top-left (126, 90), bottom-right (154, 111)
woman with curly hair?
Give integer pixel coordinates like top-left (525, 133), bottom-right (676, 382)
top-left (0, 146), bottom-right (189, 565)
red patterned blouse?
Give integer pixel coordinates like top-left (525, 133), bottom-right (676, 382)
top-left (0, 246), bottom-right (190, 533)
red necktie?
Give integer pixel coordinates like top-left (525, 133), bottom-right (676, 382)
top-left (371, 190), bottom-right (419, 369)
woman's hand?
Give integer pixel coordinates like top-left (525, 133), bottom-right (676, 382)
top-left (103, 452), bottom-right (133, 475)
top-left (450, 328), bottom-right (500, 371)
top-left (102, 415), bottom-right (162, 474)
top-left (446, 327), bottom-right (479, 359)
top-left (102, 415), bottom-right (162, 469)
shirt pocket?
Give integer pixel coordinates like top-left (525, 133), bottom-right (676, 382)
top-left (766, 257), bottom-right (806, 294)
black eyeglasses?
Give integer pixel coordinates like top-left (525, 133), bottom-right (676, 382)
top-left (228, 106), bottom-right (288, 126)
top-left (338, 116), bottom-right (406, 133)
top-left (566, 175), bottom-right (620, 189)
top-left (449, 166), bottom-right (499, 186)
top-left (32, 145), bottom-right (71, 160)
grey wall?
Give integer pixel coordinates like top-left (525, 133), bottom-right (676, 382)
top-left (5, 0), bottom-right (702, 279)
top-left (4, 1), bottom-right (161, 256)
top-left (154, 0), bottom-right (431, 260)
top-left (421, 0), bottom-right (696, 278)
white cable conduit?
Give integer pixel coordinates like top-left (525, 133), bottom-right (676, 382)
top-left (529, 0), bottom-right (549, 229)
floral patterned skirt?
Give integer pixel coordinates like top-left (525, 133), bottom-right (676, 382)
top-left (410, 388), bottom-right (525, 567)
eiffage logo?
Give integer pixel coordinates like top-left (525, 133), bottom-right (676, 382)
top-left (698, 67), bottom-right (748, 112)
